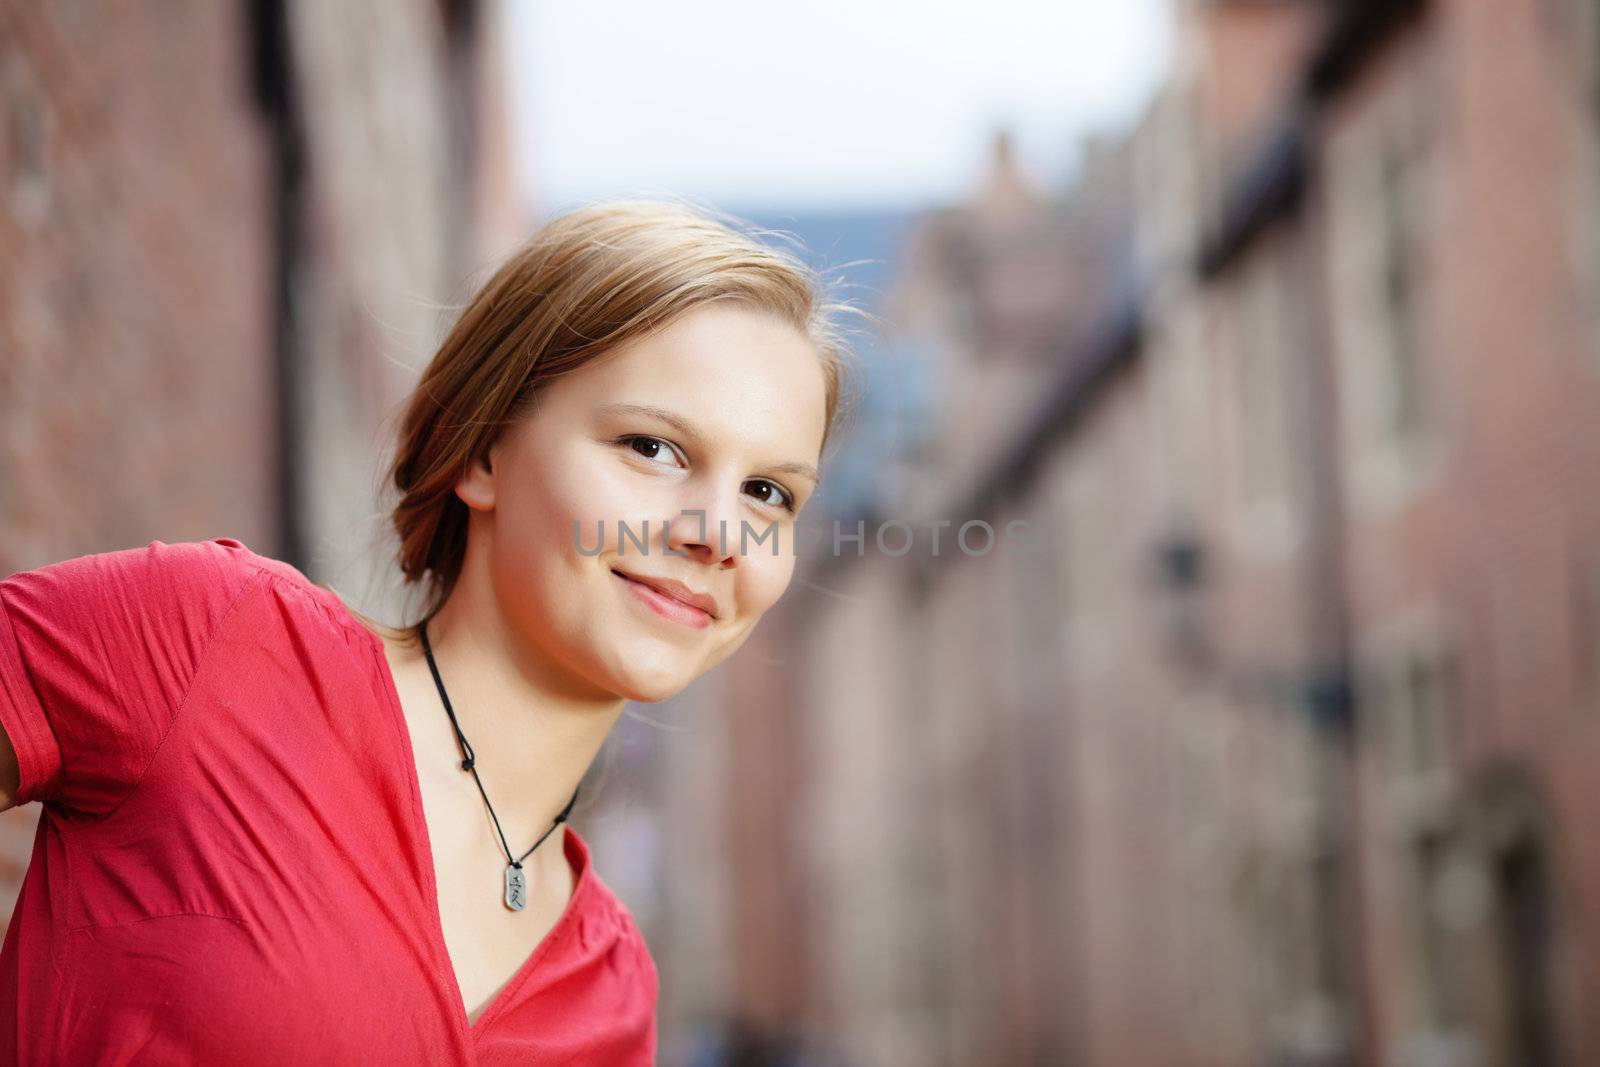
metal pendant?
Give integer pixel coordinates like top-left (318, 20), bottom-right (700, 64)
top-left (504, 862), bottom-right (527, 911)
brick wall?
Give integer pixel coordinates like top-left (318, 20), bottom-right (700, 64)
top-left (0, 0), bottom-right (516, 932)
top-left (662, 1), bottom-right (1600, 1064)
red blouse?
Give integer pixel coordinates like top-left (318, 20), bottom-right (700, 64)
top-left (0, 538), bottom-right (658, 1065)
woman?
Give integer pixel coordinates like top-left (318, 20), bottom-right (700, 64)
top-left (0, 200), bottom-right (858, 1065)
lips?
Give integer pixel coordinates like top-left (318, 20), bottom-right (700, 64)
top-left (610, 568), bottom-right (720, 619)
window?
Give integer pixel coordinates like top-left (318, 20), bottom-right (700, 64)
top-left (1237, 251), bottom-right (1295, 506)
top-left (1372, 643), bottom-right (1457, 788)
top-left (1411, 829), bottom-right (1469, 1029)
top-left (1591, 564), bottom-right (1600, 691)
top-left (1057, 455), bottom-right (1114, 675)
top-left (1376, 140), bottom-right (1424, 445)
top-left (1326, 73), bottom-right (1440, 514)
top-left (1586, 0), bottom-right (1600, 369)
top-left (1225, 241), bottom-right (1303, 559)
top-left (1400, 648), bottom-right (1451, 778)
top-left (1546, 0), bottom-right (1600, 368)
top-left (1566, 555), bottom-right (1600, 699)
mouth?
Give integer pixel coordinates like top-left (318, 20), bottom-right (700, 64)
top-left (611, 568), bottom-right (718, 628)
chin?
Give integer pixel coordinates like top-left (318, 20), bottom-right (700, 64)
top-left (605, 659), bottom-right (699, 704)
top-left (612, 677), bottom-right (691, 705)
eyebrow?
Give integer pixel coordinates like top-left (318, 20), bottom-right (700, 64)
top-left (597, 401), bottom-right (822, 487)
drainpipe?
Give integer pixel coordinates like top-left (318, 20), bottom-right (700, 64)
top-left (246, 0), bottom-right (308, 572)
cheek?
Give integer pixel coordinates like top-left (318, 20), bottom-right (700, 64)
top-left (736, 548), bottom-right (798, 620)
top-left (487, 466), bottom-right (614, 618)
top-left (498, 445), bottom-right (621, 552)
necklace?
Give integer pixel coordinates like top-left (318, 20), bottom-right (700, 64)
top-left (418, 620), bottom-right (580, 912)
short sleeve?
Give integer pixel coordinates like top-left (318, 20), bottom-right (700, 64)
top-left (0, 537), bottom-right (265, 817)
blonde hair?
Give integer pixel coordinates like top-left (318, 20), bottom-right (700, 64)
top-left (355, 198), bottom-right (863, 641)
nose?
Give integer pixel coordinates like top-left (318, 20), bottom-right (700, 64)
top-left (663, 476), bottom-right (741, 565)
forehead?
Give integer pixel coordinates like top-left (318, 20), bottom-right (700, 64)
top-left (558, 303), bottom-right (829, 454)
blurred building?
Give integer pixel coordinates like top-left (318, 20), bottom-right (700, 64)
top-left (0, 0), bottom-right (519, 919)
top-left (639, 0), bottom-right (1600, 1065)
top-left (10, 1), bottom-right (1600, 1064)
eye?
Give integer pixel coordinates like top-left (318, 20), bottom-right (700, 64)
top-left (617, 434), bottom-right (684, 467)
top-left (618, 435), bottom-right (797, 513)
top-left (745, 478), bottom-right (796, 514)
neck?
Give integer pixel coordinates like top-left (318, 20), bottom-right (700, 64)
top-left (405, 543), bottom-right (628, 847)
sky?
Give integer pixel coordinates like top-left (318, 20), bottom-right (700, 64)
top-left (502, 0), bottom-right (1175, 218)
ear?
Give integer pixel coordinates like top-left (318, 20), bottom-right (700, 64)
top-left (453, 443), bottom-right (498, 512)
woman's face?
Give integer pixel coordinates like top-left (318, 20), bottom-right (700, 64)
top-left (457, 302), bottom-right (829, 703)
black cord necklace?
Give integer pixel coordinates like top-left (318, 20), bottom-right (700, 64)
top-left (418, 619), bottom-right (579, 912)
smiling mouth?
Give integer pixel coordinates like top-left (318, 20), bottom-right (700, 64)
top-left (611, 568), bottom-right (716, 628)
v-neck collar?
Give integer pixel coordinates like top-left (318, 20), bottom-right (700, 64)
top-left (358, 619), bottom-right (595, 1042)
